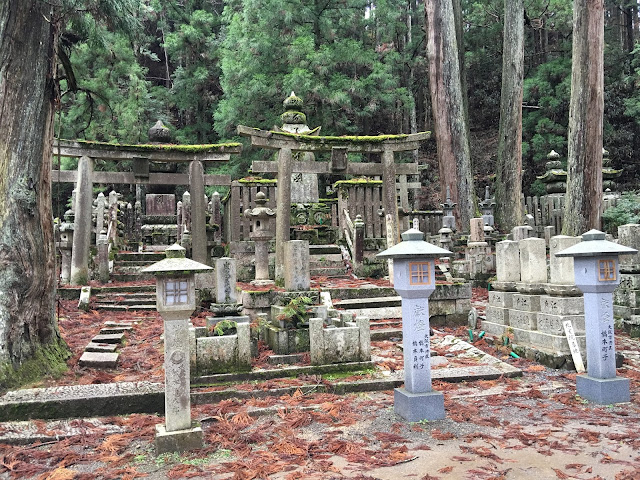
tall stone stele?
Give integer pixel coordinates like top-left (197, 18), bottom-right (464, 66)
top-left (556, 230), bottom-right (637, 404)
top-left (378, 227), bottom-right (452, 421)
top-left (142, 244), bottom-right (212, 454)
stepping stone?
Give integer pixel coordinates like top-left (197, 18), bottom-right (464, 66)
top-left (85, 343), bottom-right (118, 353)
top-left (100, 326), bottom-right (132, 334)
top-left (104, 321), bottom-right (134, 327)
top-left (79, 352), bottom-right (119, 368)
top-left (91, 333), bottom-right (124, 344)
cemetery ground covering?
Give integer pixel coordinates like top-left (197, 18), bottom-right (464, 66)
top-left (1, 284), bottom-right (640, 478)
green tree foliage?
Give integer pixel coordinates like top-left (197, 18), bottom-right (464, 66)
top-left (214, 0), bottom-right (422, 138)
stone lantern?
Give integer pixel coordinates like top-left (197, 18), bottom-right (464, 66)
top-left (377, 227), bottom-right (452, 421)
top-left (479, 186), bottom-right (496, 228)
top-left (440, 186), bottom-right (457, 232)
top-left (58, 209), bottom-right (75, 284)
top-left (244, 191), bottom-right (276, 285)
top-left (556, 230), bottom-right (638, 404)
top-left (142, 244), bottom-right (212, 454)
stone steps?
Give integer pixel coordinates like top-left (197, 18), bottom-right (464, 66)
top-left (111, 273), bottom-right (155, 282)
top-left (93, 303), bottom-right (156, 311)
top-left (309, 244), bottom-right (349, 277)
top-left (114, 252), bottom-right (165, 262)
top-left (332, 295), bottom-right (402, 320)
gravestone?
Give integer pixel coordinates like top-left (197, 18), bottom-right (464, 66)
top-left (215, 257), bottom-right (237, 304)
top-left (146, 194), bottom-right (176, 216)
top-left (283, 240), bottom-right (310, 291)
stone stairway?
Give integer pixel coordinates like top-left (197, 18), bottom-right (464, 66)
top-left (91, 285), bottom-right (156, 311)
top-left (111, 251), bottom-right (165, 282)
top-left (325, 286), bottom-right (403, 340)
top-left (309, 244), bottom-right (349, 277)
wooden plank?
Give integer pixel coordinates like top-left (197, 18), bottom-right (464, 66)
top-left (241, 184), bottom-right (251, 240)
top-left (365, 186), bottom-right (374, 238)
top-left (230, 182), bottom-right (242, 242)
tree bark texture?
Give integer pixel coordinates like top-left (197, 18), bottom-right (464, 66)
top-left (496, 0), bottom-right (525, 231)
top-left (425, 0), bottom-right (474, 231)
top-left (563, 0), bottom-right (604, 236)
top-left (0, 1), bottom-right (61, 366)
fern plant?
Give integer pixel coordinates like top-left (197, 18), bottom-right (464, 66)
top-left (276, 296), bottom-right (313, 329)
top-left (210, 319), bottom-right (237, 336)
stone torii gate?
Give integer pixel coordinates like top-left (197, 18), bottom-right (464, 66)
top-left (52, 140), bottom-right (241, 281)
top-left (237, 125), bottom-right (430, 282)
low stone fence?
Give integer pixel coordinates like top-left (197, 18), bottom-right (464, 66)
top-left (310, 316), bottom-right (371, 365)
top-left (189, 317), bottom-right (251, 376)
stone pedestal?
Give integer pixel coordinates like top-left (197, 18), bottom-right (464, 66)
top-left (155, 423), bottom-right (203, 455)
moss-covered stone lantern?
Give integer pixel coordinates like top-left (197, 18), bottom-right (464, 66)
top-left (377, 227), bottom-right (452, 421)
top-left (142, 244), bottom-right (212, 454)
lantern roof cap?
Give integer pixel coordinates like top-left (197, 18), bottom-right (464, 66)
top-left (555, 229), bottom-right (638, 258)
top-left (377, 228), bottom-right (452, 259)
top-left (142, 243), bottom-right (213, 274)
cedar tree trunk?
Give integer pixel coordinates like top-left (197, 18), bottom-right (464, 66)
top-left (425, 0), bottom-right (474, 231)
top-left (563, 0), bottom-right (604, 236)
top-left (496, 0), bottom-right (524, 231)
top-left (0, 1), bottom-right (63, 369)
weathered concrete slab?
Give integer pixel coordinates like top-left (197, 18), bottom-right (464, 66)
top-left (91, 333), bottom-right (125, 344)
top-left (100, 326), bottom-right (133, 334)
top-left (79, 352), bottom-right (119, 368)
top-left (0, 381), bottom-right (165, 421)
top-left (85, 342), bottom-right (118, 353)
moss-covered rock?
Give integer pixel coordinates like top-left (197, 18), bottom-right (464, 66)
top-left (0, 338), bottom-right (71, 393)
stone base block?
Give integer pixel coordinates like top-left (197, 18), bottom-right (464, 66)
top-left (537, 313), bottom-right (585, 335)
top-left (486, 305), bottom-right (509, 325)
top-left (488, 291), bottom-right (515, 308)
top-left (512, 294), bottom-right (541, 312)
top-left (576, 375), bottom-right (630, 405)
top-left (79, 352), bottom-right (119, 368)
top-left (515, 282), bottom-right (546, 295)
top-left (155, 423), bottom-right (203, 454)
top-left (509, 309), bottom-right (538, 330)
top-left (491, 281), bottom-right (517, 292)
top-left (394, 388), bottom-right (445, 422)
top-left (622, 316), bottom-right (640, 338)
top-left (480, 320), bottom-right (507, 337)
top-left (540, 295), bottom-right (584, 315)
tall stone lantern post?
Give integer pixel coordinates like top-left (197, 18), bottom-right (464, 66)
top-left (556, 229), bottom-right (638, 404)
top-left (142, 244), bottom-right (212, 454)
top-left (244, 191), bottom-right (276, 285)
top-left (378, 226), bottom-right (452, 421)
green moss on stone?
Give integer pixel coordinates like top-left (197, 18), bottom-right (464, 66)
top-left (61, 139), bottom-right (241, 153)
top-left (0, 337), bottom-right (71, 393)
top-left (333, 178), bottom-right (383, 187)
top-left (272, 131), bottom-right (412, 143)
top-left (238, 177), bottom-right (277, 184)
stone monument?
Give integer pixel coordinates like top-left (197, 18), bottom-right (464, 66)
top-left (142, 244), bottom-right (212, 453)
top-left (378, 227), bottom-right (452, 421)
top-left (556, 229), bottom-right (637, 404)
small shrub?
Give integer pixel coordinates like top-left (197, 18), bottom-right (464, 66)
top-left (210, 319), bottom-right (237, 336)
top-left (277, 296), bottom-right (313, 329)
top-left (602, 193), bottom-right (640, 234)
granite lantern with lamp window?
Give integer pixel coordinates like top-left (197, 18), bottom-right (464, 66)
top-left (556, 229), bottom-right (638, 404)
top-left (378, 225), bottom-right (452, 421)
top-left (142, 243), bottom-right (213, 454)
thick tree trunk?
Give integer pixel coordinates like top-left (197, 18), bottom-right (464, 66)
top-left (425, 0), bottom-right (474, 231)
top-left (496, 0), bottom-right (525, 231)
top-left (563, 0), bottom-right (604, 236)
top-left (0, 1), bottom-right (62, 368)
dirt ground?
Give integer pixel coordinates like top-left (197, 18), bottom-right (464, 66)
top-left (2, 288), bottom-right (640, 480)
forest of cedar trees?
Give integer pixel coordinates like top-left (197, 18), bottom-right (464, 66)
top-left (55, 0), bottom-right (640, 208)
